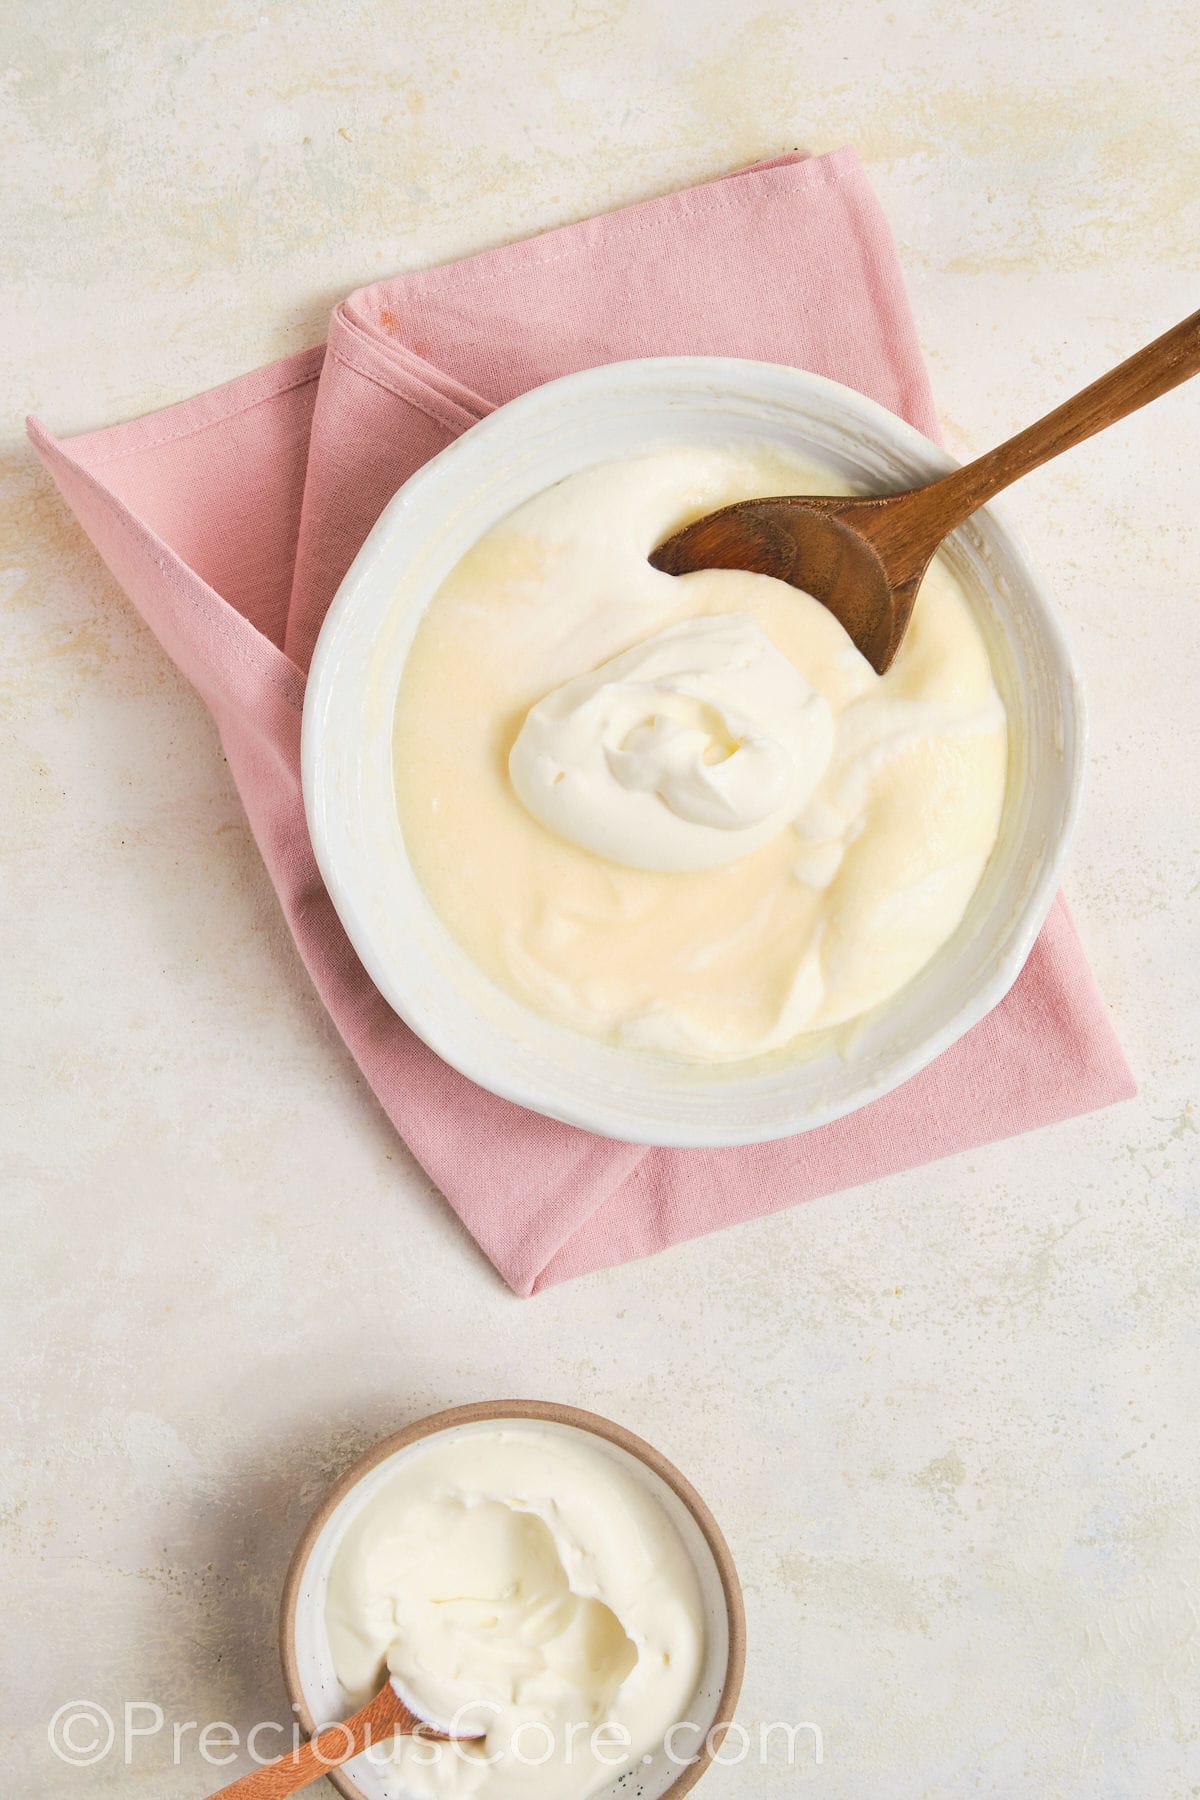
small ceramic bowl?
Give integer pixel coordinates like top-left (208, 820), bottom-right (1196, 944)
top-left (281, 1400), bottom-right (745, 1800)
top-left (302, 356), bottom-right (1085, 1145)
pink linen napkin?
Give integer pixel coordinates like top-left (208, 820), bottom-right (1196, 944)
top-left (29, 148), bottom-right (1134, 1295)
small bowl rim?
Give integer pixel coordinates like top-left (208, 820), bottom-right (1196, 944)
top-left (279, 1399), bottom-right (747, 1800)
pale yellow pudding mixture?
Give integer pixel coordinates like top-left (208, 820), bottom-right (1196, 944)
top-left (393, 444), bottom-right (1008, 1062)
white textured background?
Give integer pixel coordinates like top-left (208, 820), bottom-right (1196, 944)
top-left (3, 2), bottom-right (1199, 1795)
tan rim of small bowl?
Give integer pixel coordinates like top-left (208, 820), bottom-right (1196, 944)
top-left (280, 1399), bottom-right (746, 1800)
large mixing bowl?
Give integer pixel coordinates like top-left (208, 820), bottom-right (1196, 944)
top-left (302, 358), bottom-right (1083, 1145)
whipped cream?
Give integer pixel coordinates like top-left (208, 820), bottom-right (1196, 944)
top-left (324, 1424), bottom-right (705, 1800)
top-left (393, 443), bottom-right (1009, 1061)
top-left (509, 614), bottom-right (834, 871)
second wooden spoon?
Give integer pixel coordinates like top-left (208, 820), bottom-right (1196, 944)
top-left (206, 1681), bottom-right (478, 1799)
top-left (650, 309), bottom-right (1200, 673)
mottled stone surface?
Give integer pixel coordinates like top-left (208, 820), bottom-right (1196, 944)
top-left (3, 2), bottom-right (1198, 1794)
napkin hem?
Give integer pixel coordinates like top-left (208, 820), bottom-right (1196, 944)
top-left (27, 416), bottom-right (308, 717)
top-left (43, 343), bottom-right (327, 468)
top-left (334, 304), bottom-right (494, 430)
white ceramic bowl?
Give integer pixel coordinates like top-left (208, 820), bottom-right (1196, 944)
top-left (281, 1401), bottom-right (745, 1800)
top-left (302, 357), bottom-right (1084, 1146)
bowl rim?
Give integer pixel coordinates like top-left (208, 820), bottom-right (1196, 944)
top-left (302, 354), bottom-right (1086, 1145)
top-left (279, 1398), bottom-right (747, 1800)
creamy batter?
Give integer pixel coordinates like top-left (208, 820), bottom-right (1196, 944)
top-left (325, 1425), bottom-right (705, 1800)
top-left (394, 444), bottom-right (1008, 1061)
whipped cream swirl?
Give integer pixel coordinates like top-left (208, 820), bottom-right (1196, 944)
top-left (509, 614), bottom-right (834, 871)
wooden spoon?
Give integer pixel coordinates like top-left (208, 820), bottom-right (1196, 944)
top-left (206, 1681), bottom-right (477, 1799)
top-left (650, 309), bottom-right (1200, 673)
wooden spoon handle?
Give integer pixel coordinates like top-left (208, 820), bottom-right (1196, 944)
top-left (877, 308), bottom-right (1200, 569)
top-left (206, 1684), bottom-right (411, 1799)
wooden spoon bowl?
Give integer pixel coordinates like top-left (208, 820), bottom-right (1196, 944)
top-left (651, 309), bottom-right (1200, 671)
